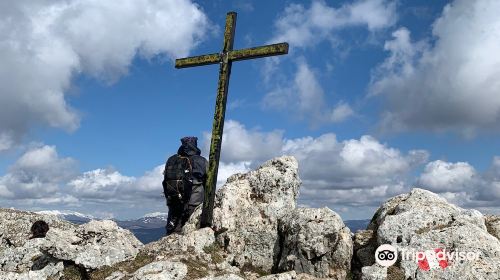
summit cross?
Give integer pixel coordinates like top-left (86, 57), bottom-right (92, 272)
top-left (175, 11), bottom-right (289, 228)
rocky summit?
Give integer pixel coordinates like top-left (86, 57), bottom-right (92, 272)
top-left (1, 156), bottom-right (499, 279)
top-left (353, 188), bottom-right (500, 280)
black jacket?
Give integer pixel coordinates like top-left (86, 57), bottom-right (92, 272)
top-left (176, 142), bottom-right (208, 185)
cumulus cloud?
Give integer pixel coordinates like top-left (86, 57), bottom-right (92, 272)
top-left (69, 169), bottom-right (135, 200)
top-left (370, 0), bottom-right (500, 136)
top-left (201, 120), bottom-right (429, 217)
top-left (0, 145), bottom-right (77, 200)
top-left (217, 161), bottom-right (252, 187)
top-left (284, 134), bottom-right (428, 189)
top-left (262, 59), bottom-right (355, 126)
top-left (0, 0), bottom-right (211, 151)
top-left (270, 0), bottom-right (397, 48)
top-left (0, 144), bottom-right (165, 215)
top-left (416, 157), bottom-right (500, 211)
top-left (417, 160), bottom-right (476, 192)
top-left (68, 164), bottom-right (166, 203)
top-left (300, 183), bottom-right (406, 208)
top-left (209, 120), bottom-right (500, 217)
top-left (203, 120), bottom-right (284, 163)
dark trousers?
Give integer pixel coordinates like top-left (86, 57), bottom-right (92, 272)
top-left (165, 184), bottom-right (204, 235)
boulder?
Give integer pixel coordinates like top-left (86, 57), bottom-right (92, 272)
top-left (0, 262), bottom-right (64, 280)
top-left (200, 274), bottom-right (245, 280)
top-left (359, 188), bottom-right (500, 280)
top-left (0, 208), bottom-right (75, 250)
top-left (42, 219), bottom-right (142, 270)
top-left (352, 229), bottom-right (376, 268)
top-left (361, 265), bottom-right (386, 280)
top-left (144, 227), bottom-right (215, 257)
top-left (185, 156), bottom-right (301, 272)
top-left (0, 209), bottom-right (73, 278)
top-left (131, 261), bottom-right (187, 280)
top-left (0, 209), bottom-right (143, 279)
top-left (277, 207), bottom-right (352, 279)
top-left (486, 215), bottom-right (500, 240)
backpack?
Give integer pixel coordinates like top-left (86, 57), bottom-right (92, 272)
top-left (162, 155), bottom-right (193, 203)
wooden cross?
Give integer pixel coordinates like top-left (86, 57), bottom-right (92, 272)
top-left (175, 11), bottom-right (288, 227)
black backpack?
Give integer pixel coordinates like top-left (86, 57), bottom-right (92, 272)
top-left (162, 154), bottom-right (192, 203)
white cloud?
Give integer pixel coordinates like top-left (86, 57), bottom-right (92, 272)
top-left (262, 59), bottom-right (355, 125)
top-left (217, 161), bottom-right (252, 186)
top-left (270, 0), bottom-right (397, 48)
top-left (416, 157), bottom-right (500, 209)
top-left (203, 120), bottom-right (284, 163)
top-left (283, 134), bottom-right (427, 189)
top-left (330, 102), bottom-right (355, 123)
top-left (370, 0), bottom-right (500, 135)
top-left (0, 145), bottom-right (77, 200)
top-left (417, 160), bottom-right (476, 192)
top-left (69, 169), bottom-right (135, 200)
top-left (201, 120), bottom-right (429, 218)
top-left (0, 0), bottom-right (211, 151)
top-left (300, 183), bottom-right (407, 208)
top-left (214, 121), bottom-right (500, 217)
top-left (69, 164), bottom-right (166, 202)
top-left (0, 144), bottom-right (166, 209)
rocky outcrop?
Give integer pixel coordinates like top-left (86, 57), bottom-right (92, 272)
top-left (356, 188), bottom-right (500, 280)
top-left (0, 209), bottom-right (142, 279)
top-left (0, 208), bottom-right (75, 249)
top-left (486, 215), bottom-right (500, 240)
top-left (277, 207), bottom-right (352, 279)
top-left (43, 219), bottom-right (142, 269)
top-left (184, 156), bottom-right (303, 272)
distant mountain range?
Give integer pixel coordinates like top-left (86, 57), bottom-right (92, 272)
top-left (344, 219), bottom-right (371, 233)
top-left (37, 210), bottom-right (370, 244)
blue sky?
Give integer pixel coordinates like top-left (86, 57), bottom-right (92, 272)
top-left (1, 0), bottom-right (499, 220)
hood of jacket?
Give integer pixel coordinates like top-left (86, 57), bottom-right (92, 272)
top-left (177, 142), bottom-right (201, 157)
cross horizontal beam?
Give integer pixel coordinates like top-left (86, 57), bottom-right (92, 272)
top-left (175, 53), bottom-right (220, 69)
top-left (174, 42), bottom-right (289, 69)
top-left (229, 43), bottom-right (288, 62)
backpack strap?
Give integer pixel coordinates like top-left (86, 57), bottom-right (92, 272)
top-left (178, 155), bottom-right (193, 175)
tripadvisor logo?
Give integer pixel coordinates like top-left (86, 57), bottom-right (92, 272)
top-left (374, 244), bottom-right (481, 270)
top-left (375, 244), bottom-right (398, 267)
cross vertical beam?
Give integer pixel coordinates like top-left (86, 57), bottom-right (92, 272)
top-left (200, 12), bottom-right (235, 228)
top-left (175, 12), bottom-right (288, 228)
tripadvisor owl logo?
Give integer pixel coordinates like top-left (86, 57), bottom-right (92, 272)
top-left (375, 244), bottom-right (398, 267)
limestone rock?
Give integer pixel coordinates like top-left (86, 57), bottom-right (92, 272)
top-left (145, 227), bottom-right (215, 257)
top-left (0, 208), bottom-right (75, 250)
top-left (131, 261), bottom-right (187, 280)
top-left (277, 207), bottom-right (352, 279)
top-left (361, 265), bottom-right (386, 280)
top-left (0, 261), bottom-right (64, 280)
top-left (43, 220), bottom-right (143, 270)
top-left (362, 188), bottom-right (500, 280)
top-left (199, 274), bottom-right (245, 280)
top-left (486, 215), bottom-right (500, 240)
top-left (0, 209), bottom-right (71, 278)
top-left (352, 229), bottom-right (376, 268)
top-left (185, 156), bottom-right (301, 272)
top-left (256, 271), bottom-right (321, 280)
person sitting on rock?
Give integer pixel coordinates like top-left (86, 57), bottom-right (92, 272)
top-left (162, 136), bottom-right (208, 235)
top-left (30, 220), bottom-right (49, 239)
